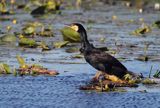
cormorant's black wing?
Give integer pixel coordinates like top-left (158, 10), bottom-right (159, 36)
top-left (90, 51), bottom-right (127, 71)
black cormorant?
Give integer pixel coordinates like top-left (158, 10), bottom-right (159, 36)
top-left (68, 23), bottom-right (142, 81)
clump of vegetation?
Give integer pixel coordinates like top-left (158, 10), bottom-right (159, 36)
top-left (16, 55), bottom-right (59, 76)
top-left (152, 20), bottom-right (160, 28)
top-left (131, 23), bottom-right (151, 35)
top-left (30, 0), bottom-right (62, 15)
top-left (153, 69), bottom-right (160, 78)
top-left (0, 1), bottom-right (11, 14)
top-left (22, 22), bottom-right (54, 37)
top-left (0, 63), bottom-right (11, 74)
top-left (142, 78), bottom-right (157, 84)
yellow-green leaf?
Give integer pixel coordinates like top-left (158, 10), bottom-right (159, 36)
top-left (19, 38), bottom-right (37, 47)
top-left (3, 63), bottom-right (11, 74)
top-left (16, 55), bottom-right (26, 68)
top-left (131, 24), bottom-right (151, 35)
top-left (0, 34), bottom-right (16, 42)
top-left (61, 27), bottom-right (80, 42)
top-left (53, 41), bottom-right (69, 48)
top-left (22, 26), bottom-right (35, 35)
top-left (0, 63), bottom-right (11, 74)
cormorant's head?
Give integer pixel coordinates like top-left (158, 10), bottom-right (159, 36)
top-left (67, 23), bottom-right (91, 49)
top-left (68, 23), bottom-right (86, 34)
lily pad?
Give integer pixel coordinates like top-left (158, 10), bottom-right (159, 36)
top-left (53, 41), bottom-right (69, 48)
top-left (38, 28), bottom-right (54, 37)
top-left (61, 27), bottom-right (81, 42)
top-left (38, 42), bottom-right (52, 51)
top-left (22, 26), bottom-right (36, 35)
top-left (19, 38), bottom-right (37, 47)
top-left (0, 34), bottom-right (16, 42)
top-left (22, 22), bottom-right (44, 35)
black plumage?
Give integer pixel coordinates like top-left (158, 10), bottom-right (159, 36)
top-left (69, 23), bottom-right (141, 79)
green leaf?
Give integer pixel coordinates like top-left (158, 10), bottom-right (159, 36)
top-left (3, 63), bottom-right (11, 74)
top-left (153, 70), bottom-right (160, 78)
top-left (38, 28), bottom-right (54, 37)
top-left (22, 26), bottom-right (35, 35)
top-left (38, 41), bottom-right (51, 51)
top-left (124, 74), bottom-right (132, 80)
top-left (53, 41), bottom-right (69, 48)
top-left (72, 54), bottom-right (83, 59)
top-left (46, 0), bottom-right (56, 10)
top-left (19, 38), bottom-right (37, 47)
top-left (16, 55), bottom-right (26, 67)
top-left (0, 34), bottom-right (16, 42)
top-left (13, 68), bottom-right (17, 76)
top-left (0, 2), bottom-right (7, 13)
top-left (65, 47), bottom-right (79, 53)
top-left (131, 24), bottom-right (151, 35)
top-left (61, 27), bottom-right (80, 42)
top-left (0, 63), bottom-right (11, 74)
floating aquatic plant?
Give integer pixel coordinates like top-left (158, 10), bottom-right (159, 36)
top-left (0, 34), bottom-right (16, 43)
top-left (19, 37), bottom-right (37, 48)
top-left (22, 22), bottom-right (54, 37)
top-left (31, 0), bottom-right (61, 15)
top-left (0, 63), bottom-right (11, 74)
top-left (152, 20), bottom-right (160, 28)
top-left (61, 27), bottom-right (81, 42)
top-left (142, 78), bottom-right (157, 85)
top-left (53, 41), bottom-right (69, 48)
top-left (16, 55), bottom-right (59, 76)
top-left (153, 69), bottom-right (160, 78)
top-left (131, 23), bottom-right (151, 35)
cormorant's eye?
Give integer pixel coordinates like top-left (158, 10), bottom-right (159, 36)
top-left (70, 25), bottom-right (79, 32)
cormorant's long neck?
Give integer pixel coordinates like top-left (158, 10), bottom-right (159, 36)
top-left (79, 30), bottom-right (92, 48)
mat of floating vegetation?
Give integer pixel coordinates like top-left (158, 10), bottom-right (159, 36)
top-left (79, 74), bottom-right (160, 92)
top-left (16, 65), bottom-right (59, 76)
top-left (79, 79), bottom-right (138, 92)
top-left (15, 55), bottom-right (59, 76)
